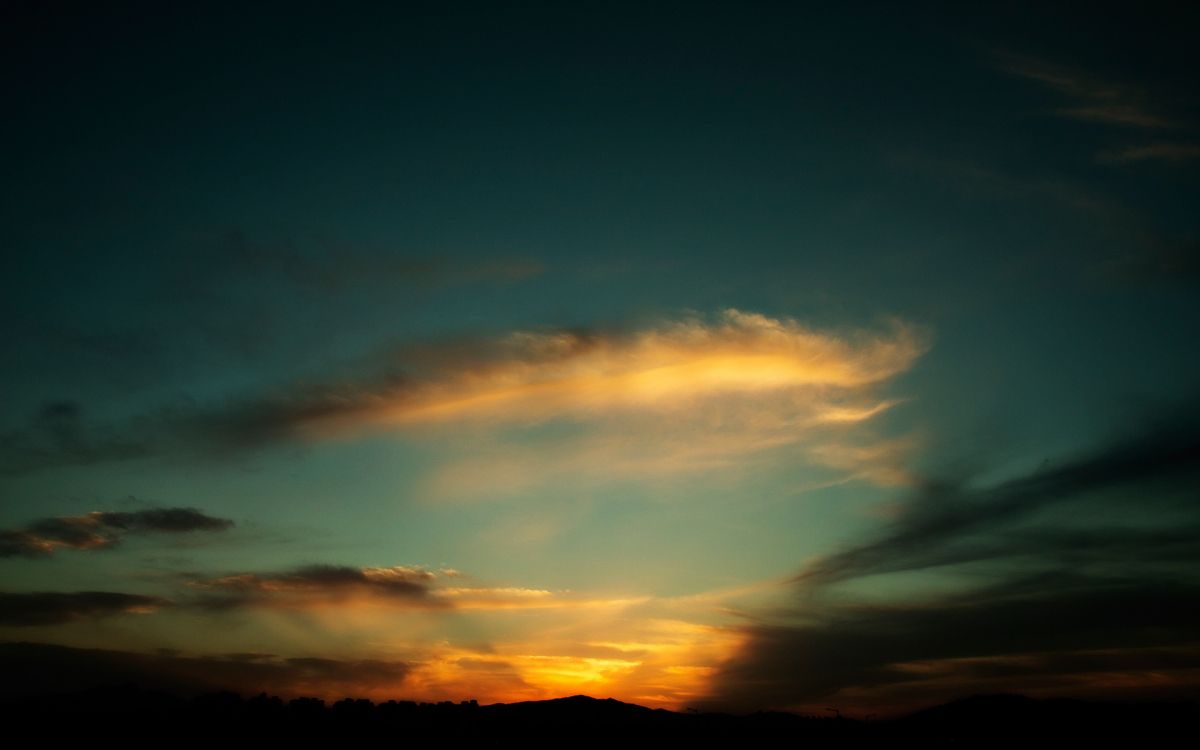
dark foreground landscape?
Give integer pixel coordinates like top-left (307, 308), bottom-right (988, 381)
top-left (2, 687), bottom-right (1193, 747)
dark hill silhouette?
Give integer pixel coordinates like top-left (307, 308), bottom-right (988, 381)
top-left (1, 686), bottom-right (1195, 746)
top-left (1, 642), bottom-right (1196, 745)
top-left (890, 693), bottom-right (1198, 747)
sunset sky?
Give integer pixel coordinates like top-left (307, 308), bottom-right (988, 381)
top-left (3, 2), bottom-right (1199, 715)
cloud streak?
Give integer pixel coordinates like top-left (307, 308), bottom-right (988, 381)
top-left (187, 564), bottom-right (443, 611)
top-left (797, 412), bottom-right (1200, 586)
top-left (0, 310), bottom-right (925, 480)
top-left (0, 508), bottom-right (234, 558)
top-left (1097, 143), bottom-right (1200, 163)
top-left (0, 591), bottom-right (168, 626)
top-left (184, 564), bottom-right (606, 613)
top-left (702, 408), bottom-right (1200, 713)
top-left (998, 54), bottom-right (1175, 129)
top-left (0, 642), bottom-right (411, 700)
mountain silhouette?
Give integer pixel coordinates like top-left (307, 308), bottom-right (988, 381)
top-left (1, 686), bottom-right (1195, 746)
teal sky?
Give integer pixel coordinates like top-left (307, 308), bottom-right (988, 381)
top-left (3, 2), bottom-right (1199, 712)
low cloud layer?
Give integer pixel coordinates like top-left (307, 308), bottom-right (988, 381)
top-left (702, 409), bottom-right (1200, 713)
top-left (185, 564), bottom-right (601, 613)
top-left (0, 641), bottom-right (411, 700)
top-left (0, 591), bottom-right (168, 626)
top-left (188, 564), bottom-right (443, 610)
top-left (0, 508), bottom-right (234, 558)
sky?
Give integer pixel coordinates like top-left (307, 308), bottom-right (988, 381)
top-left (2, 1), bottom-right (1199, 715)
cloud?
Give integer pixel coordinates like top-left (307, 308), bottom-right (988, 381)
top-left (1055, 105), bottom-right (1172, 129)
top-left (0, 592), bottom-right (168, 626)
top-left (997, 54), bottom-right (1175, 129)
top-left (0, 641), bottom-right (411, 700)
top-left (0, 574), bottom-right (757, 707)
top-left (0, 508), bottom-right (234, 558)
top-left (889, 153), bottom-right (1123, 221)
top-left (704, 580), bottom-right (1200, 713)
top-left (435, 587), bottom-right (646, 611)
top-left (402, 615), bottom-right (746, 708)
top-left (702, 409), bottom-right (1200, 713)
top-left (0, 401), bottom-right (148, 475)
top-left (1098, 143), bottom-right (1200, 163)
top-left (797, 411), bottom-right (1200, 586)
top-left (187, 564), bottom-right (442, 611)
top-left (0, 310), bottom-right (925, 479)
top-left (185, 563), bottom-right (631, 613)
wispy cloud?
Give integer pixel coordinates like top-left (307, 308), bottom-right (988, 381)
top-left (1097, 143), bottom-right (1200, 163)
top-left (1, 310), bottom-right (926, 485)
top-left (796, 412), bottom-right (1200, 586)
top-left (0, 508), bottom-right (234, 558)
top-left (997, 54), bottom-right (1174, 129)
top-left (890, 152), bottom-right (1123, 220)
top-left (1055, 105), bottom-right (1173, 129)
top-left (0, 401), bottom-right (149, 475)
top-left (184, 563), bottom-right (626, 613)
top-left (702, 407), bottom-right (1200, 713)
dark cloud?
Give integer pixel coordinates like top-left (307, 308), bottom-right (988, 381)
top-left (798, 412), bottom-right (1200, 586)
top-left (0, 355), bottom-right (427, 475)
top-left (0, 317), bottom-right (648, 474)
top-left (710, 578), bottom-right (1200, 709)
top-left (0, 508), bottom-right (234, 558)
top-left (0, 394), bottom-right (370, 474)
top-left (187, 564), bottom-right (444, 610)
top-left (0, 641), bottom-right (411, 699)
top-left (92, 508), bottom-right (234, 533)
top-left (704, 411), bottom-right (1200, 713)
top-left (0, 401), bottom-right (149, 475)
top-left (0, 592), bottom-right (168, 626)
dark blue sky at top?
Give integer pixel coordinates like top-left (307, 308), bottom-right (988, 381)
top-left (3, 0), bottom-right (1199, 474)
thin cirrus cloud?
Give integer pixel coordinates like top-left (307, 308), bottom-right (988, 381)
top-left (996, 53), bottom-right (1175, 129)
top-left (700, 406), bottom-right (1200, 714)
top-left (0, 508), bottom-right (234, 558)
top-left (0, 310), bottom-right (926, 483)
top-left (1097, 143), bottom-right (1200, 163)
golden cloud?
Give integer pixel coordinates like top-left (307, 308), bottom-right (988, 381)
top-left (357, 309), bottom-right (925, 428)
top-left (394, 311), bottom-right (927, 498)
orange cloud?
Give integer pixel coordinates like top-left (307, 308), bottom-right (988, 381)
top-left (2, 310), bottom-right (925, 481)
top-left (355, 309), bottom-right (924, 429)
top-left (399, 311), bottom-right (925, 499)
